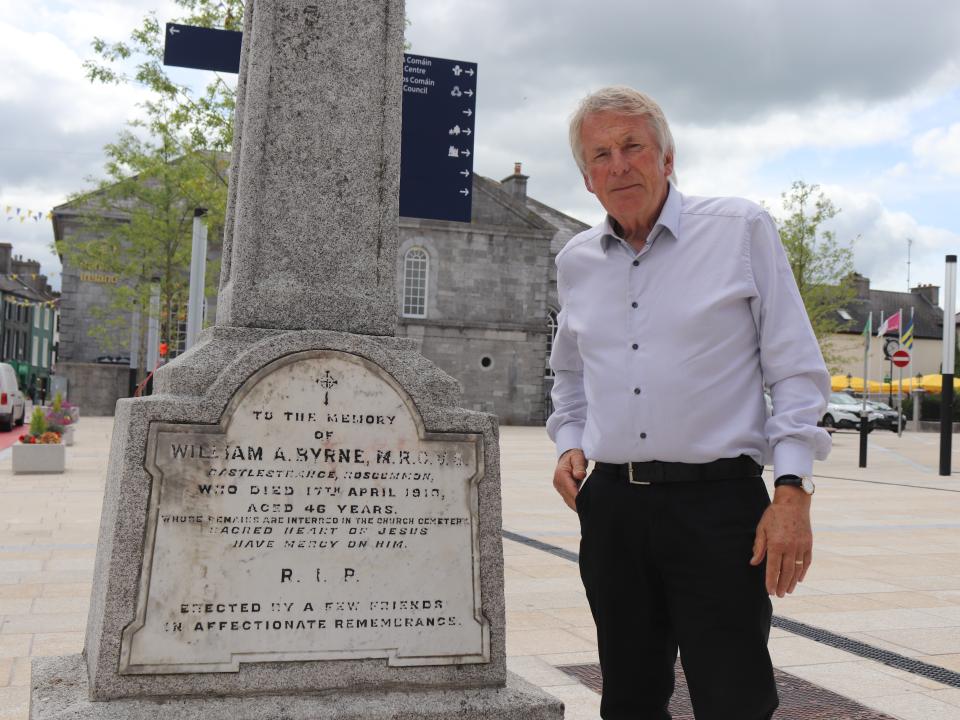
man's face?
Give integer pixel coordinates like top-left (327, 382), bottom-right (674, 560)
top-left (580, 111), bottom-right (673, 229)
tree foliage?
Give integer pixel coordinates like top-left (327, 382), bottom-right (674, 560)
top-left (59, 1), bottom-right (241, 379)
top-left (61, 139), bottom-right (226, 378)
top-left (776, 181), bottom-right (857, 371)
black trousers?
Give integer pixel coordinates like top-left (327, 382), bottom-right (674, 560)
top-left (576, 462), bottom-right (778, 720)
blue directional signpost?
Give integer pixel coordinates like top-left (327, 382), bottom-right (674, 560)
top-left (399, 54), bottom-right (477, 223)
top-left (163, 24), bottom-right (477, 223)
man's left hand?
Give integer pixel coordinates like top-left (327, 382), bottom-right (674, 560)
top-left (749, 487), bottom-right (813, 597)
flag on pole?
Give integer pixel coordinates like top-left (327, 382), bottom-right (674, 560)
top-left (862, 312), bottom-right (872, 338)
top-left (902, 311), bottom-right (914, 350)
top-left (877, 309), bottom-right (901, 337)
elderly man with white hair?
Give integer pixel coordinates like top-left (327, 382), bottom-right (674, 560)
top-left (547, 86), bottom-right (831, 719)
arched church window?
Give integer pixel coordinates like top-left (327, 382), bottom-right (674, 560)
top-left (402, 247), bottom-right (429, 318)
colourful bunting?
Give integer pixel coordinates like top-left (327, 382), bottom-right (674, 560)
top-left (0, 201), bottom-right (54, 223)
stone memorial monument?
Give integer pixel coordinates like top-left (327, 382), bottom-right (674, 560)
top-left (30, 1), bottom-right (564, 718)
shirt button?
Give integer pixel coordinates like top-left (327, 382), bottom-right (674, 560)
top-left (631, 301), bottom-right (638, 308)
top-left (632, 260), bottom-right (639, 266)
top-left (633, 388), bottom-right (641, 395)
top-left (632, 343), bottom-right (638, 350)
top-left (640, 432), bottom-right (647, 439)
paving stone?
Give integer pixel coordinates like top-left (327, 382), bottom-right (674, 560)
top-left (559, 662), bottom-right (901, 719)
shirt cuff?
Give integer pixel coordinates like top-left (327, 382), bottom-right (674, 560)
top-left (553, 423), bottom-right (585, 459)
top-left (772, 438), bottom-right (815, 480)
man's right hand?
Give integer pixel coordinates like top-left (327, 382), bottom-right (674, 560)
top-left (553, 448), bottom-right (587, 511)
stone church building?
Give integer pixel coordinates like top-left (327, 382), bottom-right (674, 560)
top-left (53, 165), bottom-right (588, 423)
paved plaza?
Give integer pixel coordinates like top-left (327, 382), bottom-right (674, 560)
top-left (4, 419), bottom-right (960, 718)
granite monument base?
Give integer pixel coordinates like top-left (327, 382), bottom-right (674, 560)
top-left (29, 327), bottom-right (562, 718)
top-left (31, 655), bottom-right (565, 720)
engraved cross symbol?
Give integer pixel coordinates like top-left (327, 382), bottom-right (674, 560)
top-left (316, 370), bottom-right (338, 406)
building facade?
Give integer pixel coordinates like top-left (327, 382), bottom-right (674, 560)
top-left (826, 274), bottom-right (953, 382)
top-left (53, 165), bottom-right (588, 423)
top-left (0, 243), bottom-right (59, 396)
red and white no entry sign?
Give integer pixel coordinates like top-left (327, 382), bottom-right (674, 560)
top-left (892, 350), bottom-right (910, 368)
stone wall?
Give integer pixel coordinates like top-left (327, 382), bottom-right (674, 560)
top-left (397, 206), bottom-right (554, 424)
top-left (402, 321), bottom-right (548, 424)
top-left (55, 361), bottom-right (130, 416)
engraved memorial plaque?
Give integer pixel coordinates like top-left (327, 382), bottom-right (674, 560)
top-left (119, 350), bottom-right (488, 673)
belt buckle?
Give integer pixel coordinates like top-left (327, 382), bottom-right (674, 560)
top-left (627, 463), bottom-right (650, 485)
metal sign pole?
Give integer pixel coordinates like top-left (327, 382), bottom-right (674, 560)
top-left (898, 365), bottom-right (904, 437)
top-left (146, 279), bottom-right (161, 379)
top-left (860, 311), bottom-right (872, 468)
top-left (185, 208), bottom-right (208, 351)
top-left (940, 255), bottom-right (957, 476)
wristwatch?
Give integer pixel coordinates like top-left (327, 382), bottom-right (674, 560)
top-left (774, 474), bottom-right (815, 495)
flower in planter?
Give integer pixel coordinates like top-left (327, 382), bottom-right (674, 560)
top-left (21, 407), bottom-right (62, 445)
top-left (52, 392), bottom-right (76, 414)
top-left (44, 410), bottom-right (71, 434)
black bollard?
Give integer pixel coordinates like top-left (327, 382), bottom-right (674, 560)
top-left (859, 411), bottom-right (869, 468)
top-left (941, 374), bottom-right (954, 476)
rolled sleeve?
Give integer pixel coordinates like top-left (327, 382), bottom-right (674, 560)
top-left (747, 211), bottom-right (832, 479)
top-left (546, 265), bottom-right (586, 457)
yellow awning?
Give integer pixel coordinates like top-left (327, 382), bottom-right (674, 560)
top-left (830, 376), bottom-right (895, 393)
top-left (833, 374), bottom-right (960, 393)
top-left (904, 374), bottom-right (960, 393)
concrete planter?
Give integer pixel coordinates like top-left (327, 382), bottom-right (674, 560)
top-left (12, 443), bottom-right (65, 474)
top-left (62, 426), bottom-right (75, 446)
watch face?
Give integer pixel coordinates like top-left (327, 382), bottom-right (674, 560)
top-left (801, 477), bottom-right (816, 495)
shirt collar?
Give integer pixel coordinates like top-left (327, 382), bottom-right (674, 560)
top-left (600, 184), bottom-right (682, 254)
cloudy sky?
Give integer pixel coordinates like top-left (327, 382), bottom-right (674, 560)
top-left (2, 0), bottom-right (959, 306)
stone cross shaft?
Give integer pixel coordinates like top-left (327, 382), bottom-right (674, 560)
top-left (216, 0), bottom-right (405, 335)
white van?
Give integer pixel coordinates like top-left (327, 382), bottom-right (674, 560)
top-left (0, 363), bottom-right (26, 431)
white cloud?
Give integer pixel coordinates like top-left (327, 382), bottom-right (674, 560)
top-left (913, 123), bottom-right (960, 176)
top-left (0, 0), bottom-right (178, 288)
top-left (810, 186), bottom-right (959, 297)
top-left (676, 101), bottom-right (913, 198)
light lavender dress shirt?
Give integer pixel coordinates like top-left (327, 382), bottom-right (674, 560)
top-left (547, 186), bottom-right (831, 479)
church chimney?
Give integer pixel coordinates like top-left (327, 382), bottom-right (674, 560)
top-left (500, 162), bottom-right (529, 202)
top-left (912, 283), bottom-right (940, 306)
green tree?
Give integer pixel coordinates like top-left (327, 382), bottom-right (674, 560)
top-left (58, 1), bottom-right (240, 381)
top-left (776, 181), bottom-right (857, 371)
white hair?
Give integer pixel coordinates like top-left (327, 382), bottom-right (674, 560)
top-left (569, 86), bottom-right (677, 185)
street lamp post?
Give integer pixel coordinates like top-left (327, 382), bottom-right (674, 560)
top-left (940, 255), bottom-right (956, 476)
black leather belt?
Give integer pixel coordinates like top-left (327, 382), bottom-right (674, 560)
top-left (593, 455), bottom-right (762, 485)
